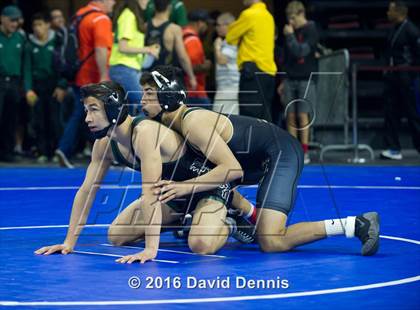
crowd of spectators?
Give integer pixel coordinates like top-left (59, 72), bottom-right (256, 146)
top-left (0, 0), bottom-right (418, 166)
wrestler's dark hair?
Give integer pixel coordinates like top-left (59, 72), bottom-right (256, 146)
top-left (140, 65), bottom-right (185, 89)
top-left (80, 81), bottom-right (126, 103)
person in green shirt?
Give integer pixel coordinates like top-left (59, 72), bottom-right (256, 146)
top-left (0, 5), bottom-right (25, 162)
top-left (110, 0), bottom-right (160, 115)
top-left (144, 0), bottom-right (188, 26)
top-left (23, 12), bottom-right (67, 162)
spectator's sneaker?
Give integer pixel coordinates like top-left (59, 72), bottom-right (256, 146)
top-left (225, 212), bottom-right (255, 244)
top-left (83, 146), bottom-right (92, 158)
top-left (55, 149), bottom-right (75, 169)
top-left (304, 153), bottom-right (311, 164)
top-left (13, 144), bottom-right (24, 156)
top-left (380, 149), bottom-right (402, 160)
top-left (355, 212), bottom-right (380, 256)
top-left (52, 155), bottom-right (59, 164)
top-left (36, 155), bottom-right (48, 164)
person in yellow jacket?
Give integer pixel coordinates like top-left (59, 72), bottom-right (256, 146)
top-left (226, 0), bottom-right (277, 122)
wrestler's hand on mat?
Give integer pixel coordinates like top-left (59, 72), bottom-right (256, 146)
top-left (34, 244), bottom-right (73, 255)
top-left (115, 248), bottom-right (157, 264)
top-left (153, 180), bottom-right (193, 203)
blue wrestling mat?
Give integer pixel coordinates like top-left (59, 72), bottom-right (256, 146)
top-left (0, 166), bottom-right (419, 309)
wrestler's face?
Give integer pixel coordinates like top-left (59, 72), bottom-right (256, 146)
top-left (84, 96), bottom-right (110, 132)
top-left (141, 83), bottom-right (162, 118)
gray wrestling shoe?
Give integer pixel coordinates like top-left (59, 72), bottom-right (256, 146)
top-left (225, 213), bottom-right (255, 244)
top-left (355, 212), bottom-right (380, 256)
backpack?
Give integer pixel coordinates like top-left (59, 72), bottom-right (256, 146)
top-left (54, 9), bottom-right (98, 82)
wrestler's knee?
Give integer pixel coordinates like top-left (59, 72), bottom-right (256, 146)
top-left (188, 236), bottom-right (216, 255)
top-left (107, 225), bottom-right (128, 246)
top-left (258, 233), bottom-right (291, 253)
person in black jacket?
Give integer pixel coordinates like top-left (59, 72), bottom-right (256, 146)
top-left (23, 12), bottom-right (67, 162)
top-left (0, 5), bottom-right (25, 162)
top-left (279, 1), bottom-right (319, 164)
top-left (380, 1), bottom-right (420, 160)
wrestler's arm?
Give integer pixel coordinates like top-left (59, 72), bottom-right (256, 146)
top-left (156, 116), bottom-right (243, 203)
top-left (35, 139), bottom-right (112, 255)
top-left (119, 122), bottom-right (164, 263)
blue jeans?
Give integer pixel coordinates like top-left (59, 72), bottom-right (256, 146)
top-left (58, 86), bottom-right (84, 157)
top-left (110, 65), bottom-right (142, 115)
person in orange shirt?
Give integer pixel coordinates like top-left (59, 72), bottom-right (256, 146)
top-left (182, 10), bottom-right (212, 108)
top-left (75, 0), bottom-right (114, 86)
top-left (55, 0), bottom-right (115, 168)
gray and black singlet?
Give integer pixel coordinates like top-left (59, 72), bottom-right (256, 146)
top-left (109, 115), bottom-right (231, 213)
top-left (182, 108), bottom-right (304, 215)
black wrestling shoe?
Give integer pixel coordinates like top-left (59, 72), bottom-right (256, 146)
top-left (355, 212), bottom-right (380, 256)
top-left (226, 211), bottom-right (255, 244)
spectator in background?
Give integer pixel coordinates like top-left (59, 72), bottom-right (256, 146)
top-left (15, 14), bottom-right (27, 156)
top-left (204, 10), bottom-right (222, 104)
top-left (280, 1), bottom-right (319, 164)
top-left (23, 12), bottom-right (67, 163)
top-left (49, 8), bottom-right (73, 133)
top-left (213, 12), bottom-right (239, 115)
top-left (183, 10), bottom-right (212, 108)
top-left (380, 1), bottom-right (420, 160)
top-left (110, 0), bottom-right (159, 115)
top-left (226, 0), bottom-right (277, 122)
top-left (143, 0), bottom-right (196, 89)
top-left (17, 16), bottom-right (26, 38)
top-left (50, 8), bottom-right (66, 29)
top-left (0, 5), bottom-right (25, 162)
top-left (50, 8), bottom-right (67, 44)
top-left (55, 0), bottom-right (115, 168)
top-left (144, 0), bottom-right (188, 26)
